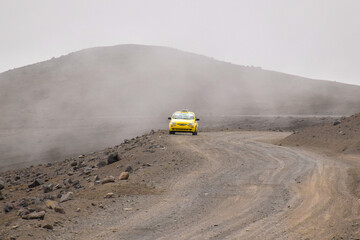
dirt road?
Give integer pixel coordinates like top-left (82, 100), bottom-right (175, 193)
top-left (66, 131), bottom-right (360, 240)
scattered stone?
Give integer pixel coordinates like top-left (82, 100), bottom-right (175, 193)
top-left (54, 206), bottom-right (65, 214)
top-left (63, 178), bottom-right (73, 186)
top-left (124, 165), bottom-right (133, 173)
top-left (4, 205), bottom-right (14, 213)
top-left (45, 200), bottom-right (58, 209)
top-left (28, 179), bottom-right (42, 188)
top-left (11, 225), bottom-right (19, 229)
top-left (123, 208), bottom-right (133, 211)
top-left (83, 167), bottom-right (93, 175)
top-left (124, 139), bottom-right (130, 144)
top-left (72, 180), bottom-right (80, 186)
top-left (79, 154), bottom-right (85, 158)
top-left (76, 208), bottom-right (81, 212)
top-left (0, 190), bottom-right (3, 200)
top-left (101, 176), bottom-right (115, 184)
top-left (107, 153), bottom-right (120, 165)
top-left (22, 211), bottom-right (46, 220)
top-left (333, 120), bottom-right (341, 126)
top-left (43, 183), bottom-right (54, 193)
top-left (104, 193), bottom-right (114, 198)
top-left (119, 172), bottom-right (129, 180)
top-left (60, 192), bottom-right (74, 203)
top-left (70, 161), bottom-right (78, 167)
top-left (42, 224), bottom-right (53, 230)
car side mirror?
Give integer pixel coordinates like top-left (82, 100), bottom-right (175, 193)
top-left (168, 117), bottom-right (171, 120)
top-left (196, 118), bottom-right (200, 121)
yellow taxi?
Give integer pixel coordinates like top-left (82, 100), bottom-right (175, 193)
top-left (168, 110), bottom-right (199, 135)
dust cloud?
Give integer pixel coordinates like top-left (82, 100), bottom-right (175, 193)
top-left (1, 44), bottom-right (360, 171)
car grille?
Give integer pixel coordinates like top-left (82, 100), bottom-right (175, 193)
top-left (177, 124), bottom-right (187, 126)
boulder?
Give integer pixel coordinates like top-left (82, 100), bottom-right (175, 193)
top-left (28, 179), bottom-right (42, 188)
top-left (101, 176), bottom-right (115, 184)
top-left (60, 192), bottom-right (74, 203)
top-left (107, 153), bottom-right (120, 165)
top-left (119, 172), bottom-right (129, 180)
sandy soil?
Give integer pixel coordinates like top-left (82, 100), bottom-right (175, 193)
top-left (1, 130), bottom-right (360, 240)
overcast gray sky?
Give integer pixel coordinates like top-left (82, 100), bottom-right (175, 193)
top-left (1, 0), bottom-right (359, 85)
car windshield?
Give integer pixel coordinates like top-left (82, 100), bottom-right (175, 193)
top-left (172, 113), bottom-right (194, 120)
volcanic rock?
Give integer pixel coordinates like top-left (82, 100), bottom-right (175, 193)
top-left (333, 120), bottom-right (341, 126)
top-left (107, 153), bottom-right (120, 165)
top-left (42, 224), bottom-right (53, 230)
top-left (28, 179), bottom-right (42, 188)
top-left (124, 165), bottom-right (133, 173)
top-left (4, 205), bottom-right (14, 213)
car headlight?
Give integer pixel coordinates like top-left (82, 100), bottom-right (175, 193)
top-left (188, 123), bottom-right (194, 126)
top-left (171, 122), bottom-right (176, 126)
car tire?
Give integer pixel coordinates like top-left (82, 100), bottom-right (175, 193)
top-left (169, 131), bottom-right (175, 135)
top-left (192, 129), bottom-right (198, 135)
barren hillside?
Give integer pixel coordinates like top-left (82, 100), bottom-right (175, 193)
top-left (1, 44), bottom-right (360, 170)
top-left (281, 112), bottom-right (360, 154)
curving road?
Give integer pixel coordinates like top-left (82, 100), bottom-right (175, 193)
top-left (81, 131), bottom-right (360, 239)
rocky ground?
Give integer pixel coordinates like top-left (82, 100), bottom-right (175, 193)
top-left (1, 116), bottom-right (360, 240)
top-left (280, 113), bottom-right (360, 154)
top-left (0, 130), bottom-right (181, 240)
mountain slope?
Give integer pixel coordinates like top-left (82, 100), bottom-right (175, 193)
top-left (1, 44), bottom-right (360, 169)
top-left (1, 44), bottom-right (360, 121)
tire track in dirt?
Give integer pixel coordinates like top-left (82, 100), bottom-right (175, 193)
top-left (82, 131), bottom-right (360, 239)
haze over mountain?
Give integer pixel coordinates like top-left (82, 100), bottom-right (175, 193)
top-left (1, 44), bottom-right (360, 170)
